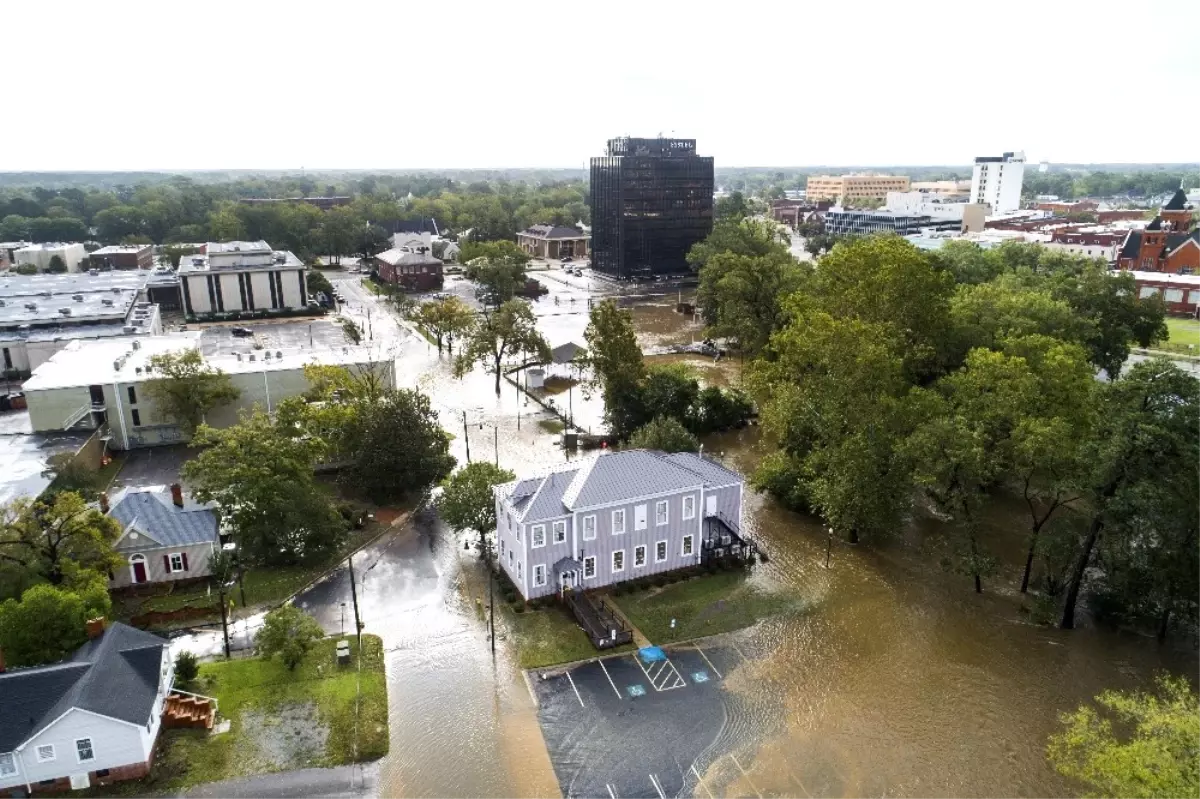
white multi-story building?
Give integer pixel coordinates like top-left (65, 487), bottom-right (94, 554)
top-left (13, 243), bottom-right (88, 273)
top-left (970, 152), bottom-right (1025, 214)
top-left (176, 241), bottom-right (307, 319)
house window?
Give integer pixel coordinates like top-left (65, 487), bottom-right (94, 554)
top-left (611, 509), bottom-right (625, 535)
top-left (683, 496), bottom-right (695, 520)
top-left (36, 744), bottom-right (55, 762)
top-left (552, 520), bottom-right (566, 544)
top-left (507, 513), bottom-right (513, 531)
top-left (655, 500), bottom-right (668, 526)
top-left (1163, 288), bottom-right (1184, 303)
top-left (500, 539), bottom-right (505, 557)
top-left (655, 540), bottom-right (668, 563)
top-left (634, 545), bottom-right (646, 567)
top-left (583, 556), bottom-right (596, 579)
top-left (75, 738), bottom-right (95, 763)
top-left (682, 535), bottom-right (694, 556)
top-left (533, 564), bottom-right (546, 586)
top-left (531, 525), bottom-right (545, 548)
top-left (582, 515), bottom-right (596, 540)
top-left (634, 504), bottom-right (647, 531)
top-left (95, 769), bottom-right (110, 778)
top-left (169, 553), bottom-right (185, 572)
top-left (0, 753), bottom-right (15, 777)
top-left (127, 386), bottom-right (137, 404)
top-left (131, 409), bottom-right (142, 427)
top-left (612, 550), bottom-right (625, 573)
top-left (515, 524), bottom-right (522, 542)
top-left (508, 550), bottom-right (513, 565)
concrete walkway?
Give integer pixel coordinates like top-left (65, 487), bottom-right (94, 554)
top-left (600, 594), bottom-right (652, 649)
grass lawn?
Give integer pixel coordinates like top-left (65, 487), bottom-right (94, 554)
top-left (360, 278), bottom-right (383, 295)
top-left (537, 419), bottom-right (565, 434)
top-left (96, 451), bottom-right (129, 489)
top-left (101, 636), bottom-right (388, 795)
top-left (1151, 316), bottom-right (1200, 356)
top-left (505, 604), bottom-right (630, 669)
top-left (613, 570), bottom-right (797, 645)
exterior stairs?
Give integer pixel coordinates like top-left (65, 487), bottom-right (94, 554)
top-left (163, 691), bottom-right (217, 730)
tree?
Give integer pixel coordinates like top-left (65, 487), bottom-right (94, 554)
top-left (455, 300), bottom-right (550, 395)
top-left (46, 254), bottom-right (68, 273)
top-left (307, 269), bottom-right (334, 298)
top-left (320, 207), bottom-right (361, 264)
top-left (0, 573), bottom-right (111, 667)
top-left (183, 410), bottom-right (347, 567)
top-left (339, 318), bottom-right (363, 344)
top-left (437, 462), bottom-right (516, 555)
top-left (174, 651), bottom-right (200, 686)
top-left (14, 263), bottom-right (38, 275)
top-left (338, 388), bottom-right (456, 504)
top-left (640, 364), bottom-right (700, 429)
top-left (697, 249), bottom-right (808, 354)
top-left (143, 349), bottom-right (240, 435)
top-left (693, 386), bottom-right (754, 434)
top-left (356, 224), bottom-right (392, 261)
top-left (687, 217), bottom-right (790, 275)
top-left (463, 242), bottom-right (531, 308)
top-left (628, 416), bottom-right (699, 453)
top-left (0, 492), bottom-right (120, 586)
top-left (40, 452), bottom-right (101, 500)
top-left (412, 297), bottom-right (477, 354)
top-left (804, 232), bottom-right (843, 257)
top-left (714, 191), bottom-right (751, 220)
top-left (255, 604), bottom-right (325, 670)
top-left (581, 300), bottom-right (646, 439)
top-left (1047, 674), bottom-right (1199, 799)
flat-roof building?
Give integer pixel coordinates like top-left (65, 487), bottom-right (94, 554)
top-left (971, 151), bottom-right (1025, 214)
top-left (90, 244), bottom-right (155, 271)
top-left (176, 241), bottom-right (308, 319)
top-left (14, 242), bottom-right (88, 273)
top-left (806, 174), bottom-right (911, 203)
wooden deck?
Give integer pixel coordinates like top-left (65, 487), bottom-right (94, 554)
top-left (564, 589), bottom-right (634, 650)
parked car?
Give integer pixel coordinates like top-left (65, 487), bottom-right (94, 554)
top-left (230, 326), bottom-right (254, 337)
top-left (561, 256), bottom-right (574, 263)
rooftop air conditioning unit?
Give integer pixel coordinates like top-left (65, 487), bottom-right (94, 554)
top-left (111, 287), bottom-right (121, 293)
top-left (72, 294), bottom-right (84, 302)
top-left (135, 367), bottom-right (142, 375)
top-left (236, 353), bottom-right (242, 362)
top-left (248, 353), bottom-right (256, 362)
top-left (59, 308), bottom-right (71, 316)
top-left (113, 360), bottom-right (122, 371)
top-left (122, 325), bottom-right (137, 333)
top-left (0, 299), bottom-right (5, 306)
top-left (101, 298), bottom-right (114, 306)
top-left (39, 290), bottom-right (51, 297)
top-left (275, 351), bottom-right (282, 359)
top-left (132, 340), bottom-right (141, 351)
top-left (274, 254), bottom-right (286, 264)
top-left (24, 303), bottom-right (37, 310)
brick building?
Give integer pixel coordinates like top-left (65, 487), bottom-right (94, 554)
top-left (1116, 190), bottom-right (1198, 274)
top-left (1127, 271), bottom-right (1200, 316)
top-left (90, 244), bottom-right (154, 270)
top-left (515, 225), bottom-right (590, 259)
top-left (374, 249), bottom-right (444, 291)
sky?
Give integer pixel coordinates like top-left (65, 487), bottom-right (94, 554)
top-left (4, 0), bottom-right (1198, 171)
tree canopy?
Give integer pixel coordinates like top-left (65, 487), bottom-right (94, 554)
top-left (455, 300), bottom-right (550, 395)
top-left (627, 416), bottom-right (700, 453)
top-left (0, 572), bottom-right (111, 667)
top-left (143, 349), bottom-right (240, 435)
top-left (255, 604), bottom-right (325, 670)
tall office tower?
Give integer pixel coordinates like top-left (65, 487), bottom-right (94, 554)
top-left (590, 137), bottom-right (715, 279)
top-left (970, 151), bottom-right (1026, 214)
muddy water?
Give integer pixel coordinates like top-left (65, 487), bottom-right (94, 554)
top-left (361, 283), bottom-right (1196, 797)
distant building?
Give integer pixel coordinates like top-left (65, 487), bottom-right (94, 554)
top-left (238, 196), bottom-right (351, 210)
top-left (515, 225), bottom-right (590, 260)
top-left (825, 208), bottom-right (963, 237)
top-left (885, 192), bottom-right (988, 231)
top-left (90, 244), bottom-right (154, 271)
top-left (392, 218), bottom-right (441, 236)
top-left (806, 174), bottom-right (910, 203)
top-left (1035, 200), bottom-right (1099, 215)
top-left (0, 242), bottom-right (30, 270)
top-left (1044, 229), bottom-right (1125, 260)
top-left (590, 137), bottom-right (714, 280)
top-left (1116, 190), bottom-right (1199, 274)
top-left (970, 151), bottom-right (1025, 213)
top-left (910, 179), bottom-right (971, 198)
top-left (769, 199), bottom-right (830, 227)
top-left (176, 241), bottom-right (307, 319)
top-left (374, 249), bottom-right (444, 291)
top-left (14, 243), bottom-right (88, 273)
top-left (1126, 271), bottom-right (1200, 316)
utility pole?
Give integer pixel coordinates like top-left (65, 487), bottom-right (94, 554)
top-left (494, 425), bottom-right (499, 467)
top-left (348, 553), bottom-right (362, 648)
top-left (462, 411), bottom-right (471, 463)
top-left (367, 307), bottom-right (373, 341)
top-left (217, 584), bottom-right (231, 659)
top-left (516, 371), bottom-right (521, 430)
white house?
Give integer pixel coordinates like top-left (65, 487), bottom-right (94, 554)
top-left (0, 622), bottom-right (178, 793)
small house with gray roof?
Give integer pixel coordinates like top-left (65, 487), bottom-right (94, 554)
top-left (106, 484), bottom-right (220, 589)
top-left (493, 449), bottom-right (747, 600)
top-left (515, 224), bottom-right (591, 260)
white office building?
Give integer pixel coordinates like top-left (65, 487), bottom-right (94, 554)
top-left (970, 152), bottom-right (1026, 214)
top-left (13, 242), bottom-right (88, 273)
top-left (177, 241), bottom-right (307, 319)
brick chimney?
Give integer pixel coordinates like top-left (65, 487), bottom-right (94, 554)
top-left (0, 646), bottom-right (6, 673)
top-left (85, 617), bottom-right (106, 639)
top-left (99, 492), bottom-right (110, 514)
top-left (170, 483), bottom-right (184, 508)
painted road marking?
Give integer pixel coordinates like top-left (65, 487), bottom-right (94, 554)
top-left (694, 645), bottom-right (723, 679)
top-left (606, 783), bottom-right (618, 799)
top-left (636, 654), bottom-right (686, 691)
top-left (566, 671), bottom-right (585, 708)
top-left (732, 642), bottom-right (751, 663)
top-left (692, 763), bottom-right (715, 799)
top-left (627, 684), bottom-right (646, 698)
top-left (692, 671), bottom-right (710, 683)
top-left (729, 754), bottom-right (763, 799)
top-left (649, 773), bottom-right (667, 799)
top-left (598, 658), bottom-right (622, 699)
top-left (786, 764), bottom-right (812, 798)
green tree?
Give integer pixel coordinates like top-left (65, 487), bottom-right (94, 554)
top-left (455, 300), bottom-right (550, 395)
top-left (356, 224), bottom-right (392, 261)
top-left (320, 206), bottom-right (361, 264)
top-left (184, 410), bottom-right (347, 567)
top-left (627, 416), bottom-right (699, 453)
top-left (581, 300), bottom-right (646, 439)
top-left (339, 318), bottom-right (363, 345)
top-left (463, 241), bottom-right (531, 307)
top-left (255, 604), bottom-right (325, 670)
top-left (1047, 674), bottom-right (1199, 799)
top-left (714, 190), bottom-right (751, 220)
top-left (14, 263), bottom-right (38, 275)
top-left (437, 462), bottom-right (516, 556)
top-left (697, 249), bottom-right (807, 354)
top-left (687, 217), bottom-right (789, 275)
top-left (0, 573), bottom-right (111, 667)
top-left (412, 296), bottom-right (477, 354)
top-left (46, 254), bottom-right (68, 273)
top-left (40, 452), bottom-right (102, 500)
top-left (693, 386), bottom-right (754, 433)
top-left (640, 364), bottom-right (700, 430)
top-left (0, 492), bottom-right (121, 586)
top-left (174, 651), bottom-right (200, 686)
top-left (306, 269), bottom-right (334, 298)
top-left (143, 349), bottom-right (240, 435)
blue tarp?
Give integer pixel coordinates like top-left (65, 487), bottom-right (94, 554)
top-left (638, 646), bottom-right (667, 663)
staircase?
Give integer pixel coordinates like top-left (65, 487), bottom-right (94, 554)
top-left (163, 691), bottom-right (217, 730)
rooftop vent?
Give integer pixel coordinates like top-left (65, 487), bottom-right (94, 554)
top-left (72, 294), bottom-right (84, 302)
top-left (236, 353), bottom-right (242, 362)
top-left (132, 340), bottom-right (141, 351)
top-left (122, 325), bottom-right (137, 333)
top-left (111, 287), bottom-right (121, 293)
top-left (88, 269), bottom-right (99, 276)
top-left (101, 298), bottom-right (114, 306)
top-left (113, 360), bottom-right (122, 371)
top-left (24, 303), bottom-right (37, 311)
top-left (135, 367), bottom-right (142, 375)
top-left (274, 253), bottom-right (287, 264)
top-left (275, 351), bottom-right (282, 358)
top-left (248, 353), bottom-right (256, 362)
top-left (191, 257), bottom-right (205, 266)
top-left (58, 308), bottom-right (72, 316)
top-left (39, 290), bottom-right (51, 297)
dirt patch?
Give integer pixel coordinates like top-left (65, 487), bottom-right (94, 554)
top-left (130, 605), bottom-right (215, 628)
top-left (240, 702), bottom-right (330, 769)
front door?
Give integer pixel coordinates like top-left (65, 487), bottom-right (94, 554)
top-left (132, 560), bottom-right (147, 584)
top-left (706, 495), bottom-right (717, 516)
top-left (561, 570), bottom-right (577, 592)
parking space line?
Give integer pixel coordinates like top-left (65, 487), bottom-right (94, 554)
top-left (693, 645), bottom-right (723, 680)
top-left (732, 642), bottom-right (751, 663)
top-left (729, 754), bottom-right (763, 799)
top-left (606, 783), bottom-right (618, 799)
top-left (649, 774), bottom-right (666, 799)
top-left (635, 654), bottom-right (686, 692)
top-left (566, 671), bottom-right (585, 708)
top-left (786, 764), bottom-right (812, 798)
top-left (598, 658), bottom-right (623, 699)
top-left (691, 763), bottom-right (715, 799)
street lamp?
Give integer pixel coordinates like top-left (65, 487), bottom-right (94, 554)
top-left (825, 526), bottom-right (833, 569)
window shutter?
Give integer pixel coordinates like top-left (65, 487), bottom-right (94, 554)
top-left (163, 555), bottom-right (171, 573)
top-left (181, 552), bottom-right (189, 571)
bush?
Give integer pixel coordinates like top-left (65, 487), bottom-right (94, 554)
top-left (174, 651), bottom-right (200, 685)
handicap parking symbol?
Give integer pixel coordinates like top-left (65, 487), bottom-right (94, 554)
top-left (626, 684), bottom-right (646, 698)
top-left (692, 671), bottom-right (710, 683)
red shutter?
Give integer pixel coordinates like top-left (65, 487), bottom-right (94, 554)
top-left (163, 555), bottom-right (171, 573)
top-left (181, 552), bottom-right (189, 572)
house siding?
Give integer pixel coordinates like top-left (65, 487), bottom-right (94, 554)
top-left (110, 541), bottom-right (216, 589)
top-left (522, 515), bottom-right (575, 599)
top-left (0, 710), bottom-right (150, 792)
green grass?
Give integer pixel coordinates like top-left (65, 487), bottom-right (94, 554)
top-left (96, 636), bottom-right (388, 795)
top-left (360, 278), bottom-right (383, 295)
top-left (537, 419), bottom-right (565, 434)
top-left (614, 570), bottom-right (796, 645)
top-left (1150, 316), bottom-right (1200, 356)
top-left (505, 604), bottom-right (629, 668)
top-left (96, 451), bottom-right (128, 489)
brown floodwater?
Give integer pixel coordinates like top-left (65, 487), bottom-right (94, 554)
top-left (370, 282), bottom-right (1197, 798)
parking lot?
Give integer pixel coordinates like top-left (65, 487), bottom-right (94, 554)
top-left (532, 640), bottom-right (752, 799)
top-left (197, 318), bottom-right (349, 356)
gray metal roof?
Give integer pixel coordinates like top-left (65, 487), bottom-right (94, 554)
top-left (662, 452), bottom-right (743, 487)
top-left (0, 623), bottom-right (167, 752)
top-left (110, 487), bottom-right (219, 550)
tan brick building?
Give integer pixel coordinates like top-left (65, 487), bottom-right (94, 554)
top-left (515, 225), bottom-right (590, 259)
top-left (806, 174), bottom-right (911, 202)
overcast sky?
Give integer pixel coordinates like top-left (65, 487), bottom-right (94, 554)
top-left (5, 0), bottom-right (1197, 171)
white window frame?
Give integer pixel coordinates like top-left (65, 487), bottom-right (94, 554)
top-left (508, 550), bottom-right (513, 565)
top-left (583, 556), bottom-right (596, 579)
top-left (582, 514), bottom-right (596, 540)
top-left (655, 500), bottom-right (668, 526)
top-left (552, 520), bottom-right (566, 544)
top-left (681, 535), bottom-right (694, 557)
top-left (500, 539), bottom-right (505, 557)
top-left (533, 564), bottom-right (546, 587)
top-left (531, 524), bottom-right (546, 548)
top-left (634, 545), bottom-right (646, 567)
top-left (612, 549), bottom-right (625, 573)
top-left (682, 495), bottom-right (695, 520)
top-left (611, 509), bottom-right (626, 535)
top-left (169, 552), bottom-right (185, 573)
top-left (0, 753), bottom-right (16, 777)
top-left (75, 738), bottom-right (95, 763)
top-left (36, 744), bottom-right (56, 763)
top-left (655, 540), bottom-right (668, 563)
top-left (515, 524), bottom-right (522, 542)
top-left (635, 504), bottom-right (648, 531)
top-left (517, 561), bottom-right (523, 580)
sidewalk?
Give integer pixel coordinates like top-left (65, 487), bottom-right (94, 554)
top-left (601, 596), bottom-right (652, 649)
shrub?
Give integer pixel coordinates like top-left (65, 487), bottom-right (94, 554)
top-left (174, 651), bottom-right (199, 685)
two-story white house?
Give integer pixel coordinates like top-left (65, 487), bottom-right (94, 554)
top-left (492, 449), bottom-right (746, 601)
top-left (0, 622), bottom-right (174, 794)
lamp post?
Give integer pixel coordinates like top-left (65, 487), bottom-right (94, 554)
top-left (825, 526), bottom-right (833, 569)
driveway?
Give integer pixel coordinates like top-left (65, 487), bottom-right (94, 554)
top-left (111, 444), bottom-right (197, 491)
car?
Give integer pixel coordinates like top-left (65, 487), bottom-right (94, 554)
top-left (561, 256), bottom-right (574, 263)
top-left (230, 327), bottom-right (254, 337)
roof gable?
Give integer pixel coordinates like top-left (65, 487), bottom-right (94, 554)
top-left (109, 488), bottom-right (218, 549)
top-left (1163, 188), bottom-right (1188, 211)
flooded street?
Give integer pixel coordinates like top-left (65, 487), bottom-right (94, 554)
top-left (181, 273), bottom-right (1197, 798)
